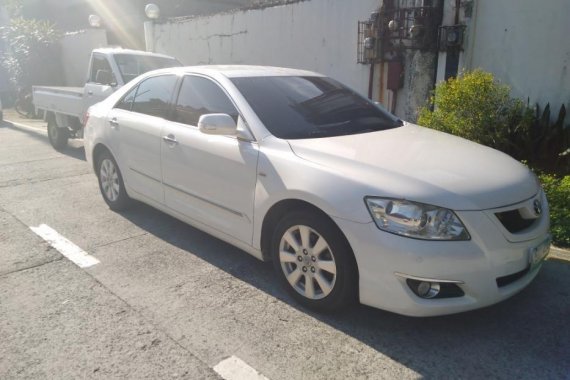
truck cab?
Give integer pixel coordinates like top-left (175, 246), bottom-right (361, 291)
top-left (33, 48), bottom-right (181, 150)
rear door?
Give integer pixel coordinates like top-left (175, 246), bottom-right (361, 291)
top-left (106, 74), bottom-right (178, 204)
top-left (161, 75), bottom-right (259, 244)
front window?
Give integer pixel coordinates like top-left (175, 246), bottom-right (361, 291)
top-left (114, 54), bottom-right (181, 84)
top-left (173, 76), bottom-right (239, 126)
top-left (231, 76), bottom-right (402, 139)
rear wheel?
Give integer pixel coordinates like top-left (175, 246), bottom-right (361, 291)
top-left (96, 150), bottom-right (131, 211)
top-left (47, 119), bottom-right (68, 150)
top-left (271, 211), bottom-right (357, 312)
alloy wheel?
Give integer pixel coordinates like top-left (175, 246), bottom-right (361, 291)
top-left (99, 158), bottom-right (120, 202)
top-left (279, 225), bottom-right (337, 300)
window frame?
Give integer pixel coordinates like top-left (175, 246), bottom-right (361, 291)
top-left (88, 53), bottom-right (114, 84)
top-left (113, 73), bottom-right (179, 119)
top-left (171, 74), bottom-right (246, 130)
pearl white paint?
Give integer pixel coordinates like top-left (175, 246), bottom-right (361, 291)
top-left (84, 66), bottom-right (551, 316)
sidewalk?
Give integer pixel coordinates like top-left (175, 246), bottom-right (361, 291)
top-left (2, 108), bottom-right (47, 130)
top-left (549, 246), bottom-right (570, 263)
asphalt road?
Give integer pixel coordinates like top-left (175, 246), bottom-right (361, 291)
top-left (1, 114), bottom-right (569, 380)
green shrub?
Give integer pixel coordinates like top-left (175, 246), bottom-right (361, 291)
top-left (418, 70), bottom-right (570, 175)
top-left (417, 69), bottom-right (532, 157)
top-left (539, 174), bottom-right (570, 247)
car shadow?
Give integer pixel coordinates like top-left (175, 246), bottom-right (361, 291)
top-left (117, 201), bottom-right (570, 378)
top-left (5, 121), bottom-right (86, 161)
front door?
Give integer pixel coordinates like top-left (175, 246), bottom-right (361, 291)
top-left (161, 75), bottom-right (259, 244)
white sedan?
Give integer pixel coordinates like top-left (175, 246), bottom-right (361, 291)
top-left (84, 66), bottom-right (550, 316)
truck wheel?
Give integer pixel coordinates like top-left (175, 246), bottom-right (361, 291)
top-left (96, 150), bottom-right (131, 211)
top-left (47, 119), bottom-right (68, 150)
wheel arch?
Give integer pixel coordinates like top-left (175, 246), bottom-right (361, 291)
top-left (260, 199), bottom-right (358, 273)
top-left (92, 143), bottom-right (113, 172)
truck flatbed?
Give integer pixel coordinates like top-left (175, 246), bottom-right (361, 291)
top-left (33, 86), bottom-right (84, 118)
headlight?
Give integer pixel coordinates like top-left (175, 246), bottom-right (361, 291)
top-left (364, 197), bottom-right (470, 240)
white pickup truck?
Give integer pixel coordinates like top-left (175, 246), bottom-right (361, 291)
top-left (33, 48), bottom-right (181, 150)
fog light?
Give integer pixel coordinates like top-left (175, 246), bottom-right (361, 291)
top-left (407, 279), bottom-right (441, 299)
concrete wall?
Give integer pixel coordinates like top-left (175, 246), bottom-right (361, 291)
top-left (59, 29), bottom-right (108, 86)
top-left (457, 0), bottom-right (569, 109)
top-left (152, 0), bottom-right (383, 106)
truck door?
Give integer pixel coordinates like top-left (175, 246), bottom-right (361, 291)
top-left (84, 53), bottom-right (116, 116)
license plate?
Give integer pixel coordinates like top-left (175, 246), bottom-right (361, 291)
top-left (528, 236), bottom-right (551, 269)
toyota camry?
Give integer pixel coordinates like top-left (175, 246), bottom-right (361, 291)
top-left (84, 66), bottom-right (550, 316)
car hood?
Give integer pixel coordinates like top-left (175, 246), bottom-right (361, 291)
top-left (286, 123), bottom-right (537, 211)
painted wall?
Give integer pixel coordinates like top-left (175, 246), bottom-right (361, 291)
top-left (460, 0), bottom-right (569, 109)
top-left (59, 29), bottom-right (108, 86)
top-left (152, 0), bottom-right (382, 106)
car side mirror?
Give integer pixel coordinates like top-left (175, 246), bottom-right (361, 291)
top-left (198, 113), bottom-right (237, 136)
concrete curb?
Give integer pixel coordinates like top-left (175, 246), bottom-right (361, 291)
top-left (549, 246), bottom-right (570, 263)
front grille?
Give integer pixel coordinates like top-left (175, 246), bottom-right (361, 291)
top-left (496, 266), bottom-right (530, 287)
top-left (495, 209), bottom-right (536, 233)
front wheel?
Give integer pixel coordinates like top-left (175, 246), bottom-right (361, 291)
top-left (96, 151), bottom-right (131, 211)
top-left (47, 119), bottom-right (68, 150)
top-left (271, 211), bottom-right (357, 312)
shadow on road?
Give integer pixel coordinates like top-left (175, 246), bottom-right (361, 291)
top-left (117, 201), bottom-right (570, 378)
top-left (4, 121), bottom-right (86, 161)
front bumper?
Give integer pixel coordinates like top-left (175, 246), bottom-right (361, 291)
top-left (333, 194), bottom-right (550, 317)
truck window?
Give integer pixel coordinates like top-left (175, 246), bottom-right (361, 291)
top-left (131, 75), bottom-right (177, 119)
top-left (114, 54), bottom-right (181, 84)
top-left (90, 55), bottom-right (113, 84)
top-left (173, 76), bottom-right (238, 126)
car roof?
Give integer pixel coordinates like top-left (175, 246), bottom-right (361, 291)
top-left (149, 65), bottom-right (325, 79)
top-left (92, 47), bottom-right (177, 60)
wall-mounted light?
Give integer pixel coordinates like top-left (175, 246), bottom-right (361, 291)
top-left (145, 3), bottom-right (160, 20)
top-left (388, 20), bottom-right (398, 32)
top-left (88, 14), bottom-right (101, 28)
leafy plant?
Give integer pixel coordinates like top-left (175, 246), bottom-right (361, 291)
top-left (418, 69), bottom-right (570, 175)
top-left (539, 173), bottom-right (570, 247)
top-left (1, 17), bottom-right (62, 89)
top-left (417, 69), bottom-right (532, 157)
top-left (519, 103), bottom-right (570, 175)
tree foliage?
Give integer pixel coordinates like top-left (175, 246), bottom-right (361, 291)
top-left (1, 17), bottom-right (62, 88)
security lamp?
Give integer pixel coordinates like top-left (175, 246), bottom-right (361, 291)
top-left (88, 14), bottom-right (101, 28)
top-left (145, 3), bottom-right (160, 20)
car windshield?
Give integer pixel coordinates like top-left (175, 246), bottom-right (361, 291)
top-left (114, 54), bottom-right (181, 84)
top-left (231, 75), bottom-right (403, 139)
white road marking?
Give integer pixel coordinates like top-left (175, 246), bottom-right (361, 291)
top-left (30, 224), bottom-right (100, 268)
top-left (213, 356), bottom-right (269, 380)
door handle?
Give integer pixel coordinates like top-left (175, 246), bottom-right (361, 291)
top-left (109, 118), bottom-right (119, 129)
top-left (87, 90), bottom-right (93, 95)
top-left (162, 134), bottom-right (178, 145)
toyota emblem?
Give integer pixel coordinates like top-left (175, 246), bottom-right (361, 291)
top-left (533, 199), bottom-right (542, 216)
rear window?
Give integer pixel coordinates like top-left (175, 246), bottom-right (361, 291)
top-left (231, 76), bottom-right (402, 139)
top-left (114, 54), bottom-right (181, 84)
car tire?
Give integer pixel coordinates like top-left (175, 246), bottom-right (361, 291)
top-left (47, 119), bottom-right (68, 150)
top-left (271, 211), bottom-right (358, 312)
top-left (96, 150), bottom-right (131, 211)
